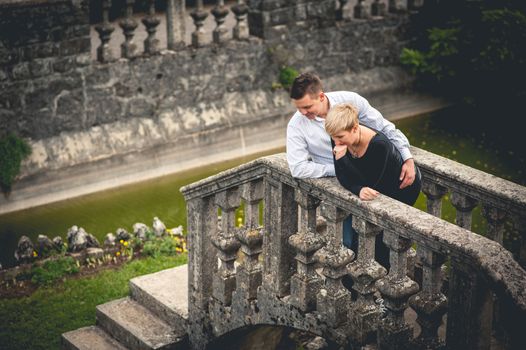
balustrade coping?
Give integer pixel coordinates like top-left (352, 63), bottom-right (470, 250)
top-left (412, 147), bottom-right (526, 215)
top-left (180, 151), bottom-right (526, 314)
top-left (0, 0), bottom-right (74, 8)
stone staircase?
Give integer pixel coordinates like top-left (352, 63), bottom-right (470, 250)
top-left (62, 265), bottom-right (189, 350)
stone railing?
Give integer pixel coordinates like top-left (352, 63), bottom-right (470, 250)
top-left (180, 150), bottom-right (526, 349)
top-left (89, 0), bottom-right (426, 62)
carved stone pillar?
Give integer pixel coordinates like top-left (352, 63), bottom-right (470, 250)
top-left (191, 0), bottom-right (209, 48)
top-left (231, 0), bottom-right (249, 40)
top-left (408, 0), bottom-right (424, 11)
top-left (336, 0), bottom-right (348, 21)
top-left (235, 180), bottom-right (264, 301)
top-left (142, 0), bottom-right (160, 55)
top-left (408, 246), bottom-right (447, 349)
top-left (388, 0), bottom-right (406, 13)
top-left (354, 0), bottom-right (370, 19)
top-left (212, 188), bottom-right (241, 306)
top-left (421, 182), bottom-right (447, 218)
top-left (289, 191), bottom-right (324, 312)
top-left (446, 255), bottom-right (493, 350)
top-left (376, 231), bottom-right (419, 349)
top-left (481, 205), bottom-right (507, 245)
top-left (450, 191), bottom-right (478, 230)
top-left (348, 217), bottom-right (387, 345)
top-left (212, 0), bottom-right (229, 44)
top-left (262, 179), bottom-right (297, 297)
top-left (166, 0), bottom-right (186, 50)
top-left (95, 0), bottom-right (115, 63)
top-left (119, 0), bottom-right (138, 59)
top-left (371, 0), bottom-right (387, 17)
top-left (314, 202), bottom-right (354, 327)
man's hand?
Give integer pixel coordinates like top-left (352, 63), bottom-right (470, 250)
top-left (399, 158), bottom-right (416, 189)
top-left (333, 145), bottom-right (347, 160)
top-left (359, 187), bottom-right (379, 200)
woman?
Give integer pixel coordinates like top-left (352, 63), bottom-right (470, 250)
top-left (324, 103), bottom-right (422, 263)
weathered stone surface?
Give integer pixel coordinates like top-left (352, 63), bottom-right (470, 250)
top-left (115, 228), bottom-right (130, 242)
top-left (36, 234), bottom-right (55, 256)
top-left (14, 235), bottom-right (34, 264)
top-left (133, 223), bottom-right (150, 241)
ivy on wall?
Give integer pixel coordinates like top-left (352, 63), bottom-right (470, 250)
top-left (0, 134), bottom-right (32, 197)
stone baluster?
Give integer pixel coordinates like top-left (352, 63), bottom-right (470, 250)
top-left (231, 0), bottom-right (249, 40)
top-left (314, 202), bottom-right (354, 327)
top-left (119, 0), bottom-right (138, 58)
top-left (450, 191), bottom-right (478, 230)
top-left (514, 215), bottom-right (526, 267)
top-left (408, 246), bottom-right (447, 349)
top-left (408, 0), bottom-right (424, 11)
top-left (371, 0), bottom-right (387, 17)
top-left (421, 181), bottom-right (447, 218)
top-left (191, 0), bottom-right (209, 48)
top-left (354, 0), bottom-right (370, 19)
top-left (212, 0), bottom-right (229, 44)
top-left (376, 231), bottom-right (419, 349)
top-left (211, 188), bottom-right (241, 306)
top-left (481, 205), bottom-right (507, 245)
top-left (288, 191), bottom-right (324, 312)
top-left (348, 217), bottom-right (387, 345)
top-left (234, 180), bottom-right (264, 301)
top-left (95, 0), bottom-right (115, 63)
top-left (166, 0), bottom-right (186, 50)
top-left (388, 0), bottom-right (406, 14)
top-left (262, 179), bottom-right (297, 297)
top-left (336, 0), bottom-right (348, 21)
top-left (185, 194), bottom-right (217, 348)
top-left (446, 254), bottom-right (493, 350)
top-left (142, 0), bottom-right (160, 55)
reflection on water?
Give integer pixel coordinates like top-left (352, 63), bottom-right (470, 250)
top-left (1, 107), bottom-right (524, 268)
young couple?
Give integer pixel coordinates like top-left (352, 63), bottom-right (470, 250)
top-left (286, 72), bottom-right (421, 260)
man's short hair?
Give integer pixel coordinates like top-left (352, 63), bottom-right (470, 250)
top-left (325, 103), bottom-right (359, 136)
top-left (290, 72), bottom-right (323, 99)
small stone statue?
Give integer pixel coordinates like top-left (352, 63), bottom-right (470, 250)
top-left (104, 233), bottom-right (116, 247)
top-left (133, 223), bottom-right (150, 241)
top-left (152, 217), bottom-right (166, 237)
top-left (67, 225), bottom-right (88, 252)
top-left (116, 228), bottom-right (130, 241)
top-left (14, 235), bottom-right (35, 264)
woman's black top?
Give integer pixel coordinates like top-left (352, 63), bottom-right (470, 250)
top-left (333, 131), bottom-right (421, 206)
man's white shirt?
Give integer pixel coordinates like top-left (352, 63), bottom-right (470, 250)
top-left (286, 91), bottom-right (412, 178)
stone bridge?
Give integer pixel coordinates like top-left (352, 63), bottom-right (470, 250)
top-left (63, 148), bottom-right (526, 349)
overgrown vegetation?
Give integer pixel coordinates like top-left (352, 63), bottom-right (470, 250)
top-left (400, 0), bottom-right (526, 117)
top-left (278, 66), bottom-right (299, 90)
top-left (0, 249), bottom-right (187, 350)
top-left (0, 133), bottom-right (32, 196)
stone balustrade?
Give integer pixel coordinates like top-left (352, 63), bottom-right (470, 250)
top-left (181, 150), bottom-right (526, 349)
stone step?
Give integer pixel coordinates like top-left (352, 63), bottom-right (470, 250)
top-left (96, 297), bottom-right (187, 350)
top-left (61, 325), bottom-right (128, 350)
top-left (129, 265), bottom-right (188, 335)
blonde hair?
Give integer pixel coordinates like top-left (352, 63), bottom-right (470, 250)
top-left (324, 103), bottom-right (359, 136)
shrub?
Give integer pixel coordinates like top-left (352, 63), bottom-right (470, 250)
top-left (0, 133), bottom-right (32, 196)
top-left (278, 66), bottom-right (299, 90)
top-left (31, 257), bottom-right (79, 286)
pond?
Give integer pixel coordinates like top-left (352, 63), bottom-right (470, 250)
top-left (1, 106), bottom-right (524, 268)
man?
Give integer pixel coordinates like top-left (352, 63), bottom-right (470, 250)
top-left (286, 72), bottom-right (416, 252)
top-left (286, 72), bottom-right (415, 185)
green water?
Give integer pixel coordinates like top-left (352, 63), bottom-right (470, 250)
top-left (1, 107), bottom-right (524, 268)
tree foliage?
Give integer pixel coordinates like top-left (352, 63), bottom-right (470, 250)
top-left (0, 133), bottom-right (32, 196)
top-left (401, 0), bottom-right (526, 112)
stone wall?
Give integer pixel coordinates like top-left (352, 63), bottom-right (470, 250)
top-left (0, 0), bottom-right (416, 213)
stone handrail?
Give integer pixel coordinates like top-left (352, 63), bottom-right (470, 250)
top-left (181, 150), bottom-right (526, 349)
top-left (412, 146), bottom-right (526, 266)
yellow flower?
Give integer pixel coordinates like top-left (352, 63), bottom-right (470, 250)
top-left (33, 251), bottom-right (38, 257)
top-left (116, 251), bottom-right (121, 256)
top-left (123, 241), bottom-right (129, 247)
top-left (120, 239), bottom-right (124, 244)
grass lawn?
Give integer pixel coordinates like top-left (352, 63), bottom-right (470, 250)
top-left (0, 253), bottom-right (187, 350)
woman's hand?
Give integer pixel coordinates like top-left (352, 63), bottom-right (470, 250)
top-left (333, 145), bottom-right (347, 160)
top-left (359, 187), bottom-right (379, 200)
